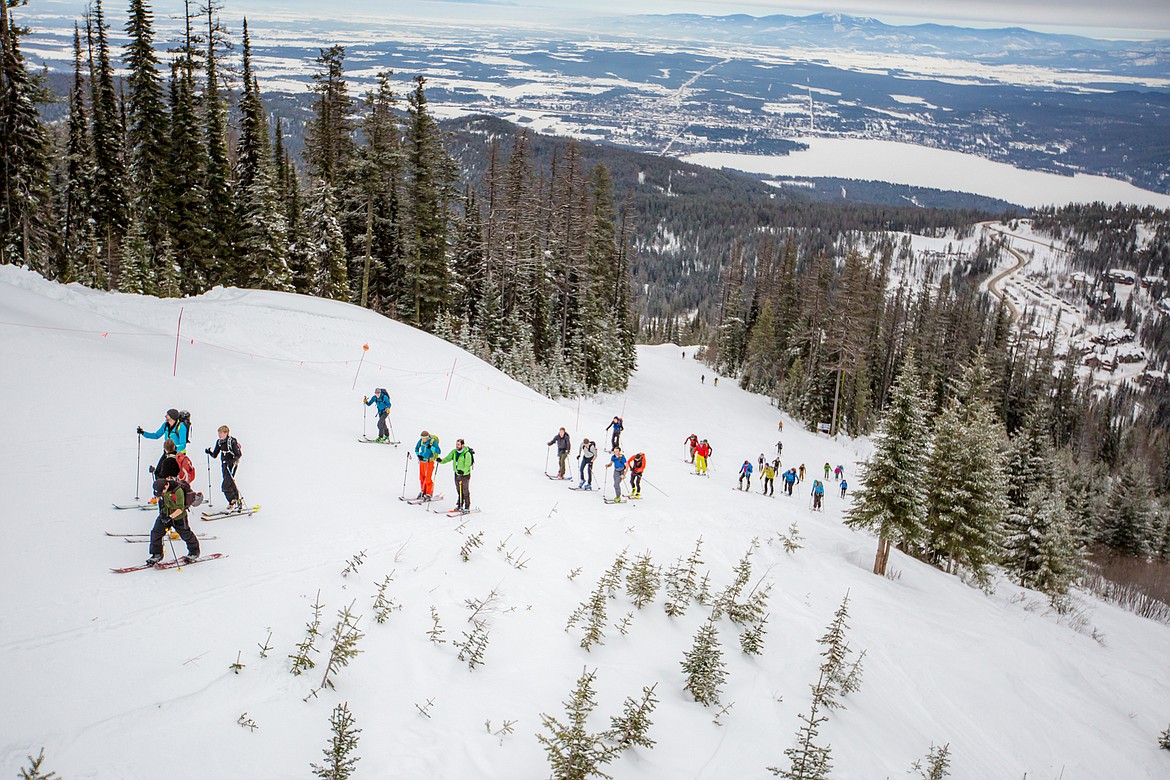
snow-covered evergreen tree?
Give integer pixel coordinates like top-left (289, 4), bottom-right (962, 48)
top-left (1101, 465), bottom-right (1156, 557)
top-left (311, 701), bottom-right (361, 780)
top-left (118, 216), bottom-right (152, 294)
top-left (845, 351), bottom-right (931, 575)
top-left (681, 619), bottom-right (726, 707)
top-left (306, 181), bottom-right (348, 300)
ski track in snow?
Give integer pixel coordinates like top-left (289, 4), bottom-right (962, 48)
top-left (1, 265), bottom-right (1169, 779)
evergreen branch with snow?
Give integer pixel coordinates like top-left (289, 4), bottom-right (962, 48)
top-left (311, 701), bottom-right (361, 780)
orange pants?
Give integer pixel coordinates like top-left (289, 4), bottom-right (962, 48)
top-left (419, 461), bottom-right (436, 495)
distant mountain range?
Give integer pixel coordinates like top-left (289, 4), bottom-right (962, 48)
top-left (607, 12), bottom-right (1170, 76)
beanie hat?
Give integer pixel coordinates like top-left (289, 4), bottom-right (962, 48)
top-left (420, 430), bottom-right (430, 437)
top-left (152, 478), bottom-right (168, 496)
top-left (167, 408), bottom-right (180, 420)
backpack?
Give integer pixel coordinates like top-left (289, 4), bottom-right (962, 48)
top-left (176, 452), bottom-right (196, 483)
top-left (468, 447), bottom-right (475, 467)
top-left (178, 409), bottom-right (192, 440)
top-left (169, 479), bottom-right (204, 509)
top-left (231, 437), bottom-right (243, 459)
top-left (632, 453), bottom-right (645, 472)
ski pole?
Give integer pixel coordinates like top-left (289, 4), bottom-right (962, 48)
top-left (363, 402), bottom-right (368, 439)
top-left (401, 452), bottom-right (412, 499)
top-left (641, 477), bottom-right (670, 497)
top-left (135, 432), bottom-right (142, 500)
top-left (165, 524), bottom-right (183, 570)
top-left (545, 445), bottom-right (551, 475)
top-left (387, 413), bottom-right (396, 443)
top-left (206, 451), bottom-right (214, 507)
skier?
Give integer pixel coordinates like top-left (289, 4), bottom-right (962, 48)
top-left (798, 464), bottom-right (806, 483)
top-left (578, 438), bottom-right (597, 489)
top-left (777, 420), bottom-right (784, 432)
top-left (437, 438), bottom-right (474, 513)
top-left (606, 416), bottom-right (624, 450)
top-left (629, 452), bottom-right (646, 498)
top-left (547, 427), bottom-right (571, 478)
top-left (783, 468), bottom-right (797, 496)
top-left (695, 439), bottom-right (712, 475)
top-left (138, 408), bottom-right (189, 478)
top-left (605, 446), bottom-right (628, 502)
top-left (775, 439), bottom-right (783, 456)
top-left (685, 433), bottom-right (699, 463)
top-left (839, 478), bottom-right (848, 498)
top-left (145, 478), bottom-right (200, 565)
top-left (714, 377), bottom-right (719, 387)
top-left (834, 464), bottom-right (845, 482)
top-left (414, 431), bottom-right (442, 501)
top-left (811, 479), bottom-right (825, 511)
top-left (205, 425), bottom-right (244, 511)
top-left (701, 374), bottom-right (705, 384)
top-left (364, 388), bottom-right (393, 442)
top-left (738, 460), bottom-right (753, 491)
top-left (824, 462), bottom-right (832, 480)
top-left (758, 453), bottom-right (766, 474)
top-left (762, 461), bottom-right (775, 496)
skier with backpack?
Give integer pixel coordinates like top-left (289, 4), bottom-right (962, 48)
top-left (547, 427), bottom-right (571, 479)
top-left (414, 431), bottom-right (442, 501)
top-left (762, 461), bottom-right (775, 496)
top-left (811, 479), bottom-right (825, 511)
top-left (783, 468), bottom-right (797, 495)
top-left (695, 439), bottom-right (712, 475)
top-left (364, 388), bottom-right (393, 443)
top-left (205, 425), bottom-right (244, 511)
top-left (578, 438), bottom-right (597, 489)
top-left (628, 452), bottom-right (646, 498)
top-left (606, 416), bottom-right (624, 450)
top-left (138, 409), bottom-right (191, 479)
top-left (605, 447), bottom-right (628, 502)
top-left (685, 433), bottom-right (699, 463)
top-left (145, 477), bottom-right (200, 565)
top-left (738, 460), bottom-right (753, 491)
top-left (839, 479), bottom-right (848, 498)
top-left (437, 439), bottom-right (475, 514)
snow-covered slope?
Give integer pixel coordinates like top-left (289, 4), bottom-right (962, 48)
top-left (1, 266), bottom-right (1168, 779)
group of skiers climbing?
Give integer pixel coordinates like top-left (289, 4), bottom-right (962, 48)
top-left (549, 417), bottom-right (645, 502)
top-left (135, 408), bottom-right (245, 565)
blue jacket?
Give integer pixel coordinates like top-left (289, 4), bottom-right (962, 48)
top-left (782, 470), bottom-right (796, 484)
top-left (366, 391), bottom-right (392, 414)
top-left (812, 481), bottom-right (824, 496)
top-left (144, 421), bottom-right (188, 452)
top-left (740, 462), bottom-right (753, 475)
top-left (610, 454), bottom-right (627, 472)
top-left (607, 419), bottom-right (623, 432)
top-left (415, 437), bottom-right (442, 462)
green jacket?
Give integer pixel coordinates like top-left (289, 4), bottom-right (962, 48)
top-left (161, 487), bottom-right (187, 523)
top-left (438, 446), bottom-right (473, 475)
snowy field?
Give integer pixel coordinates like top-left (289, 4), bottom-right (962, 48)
top-left (1, 265), bottom-right (1169, 778)
top-left (684, 141), bottom-right (1170, 210)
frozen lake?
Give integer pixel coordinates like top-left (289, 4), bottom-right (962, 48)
top-left (684, 138), bottom-right (1170, 209)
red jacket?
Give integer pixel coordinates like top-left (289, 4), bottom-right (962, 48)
top-left (696, 442), bottom-right (712, 458)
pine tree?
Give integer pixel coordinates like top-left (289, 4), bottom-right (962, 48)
top-left (1028, 485), bottom-right (1082, 604)
top-left (233, 20), bottom-right (291, 291)
top-left (17, 748), bottom-right (57, 780)
top-left (0, 0), bottom-right (55, 271)
top-left (769, 666), bottom-right (833, 780)
top-left (58, 24), bottom-right (96, 283)
top-left (122, 0), bottom-right (169, 250)
top-left (311, 701), bottom-right (361, 780)
top-left (680, 619), bottom-right (726, 707)
top-left (1101, 465), bottom-right (1156, 557)
top-left (925, 389), bottom-right (1008, 586)
top-left (845, 351), bottom-right (931, 575)
top-left (536, 667), bottom-right (622, 780)
top-left (200, 0), bottom-right (232, 283)
top-left (165, 59), bottom-right (208, 287)
top-left (86, 0), bottom-right (127, 275)
top-left (118, 215), bottom-right (152, 294)
top-left (402, 75), bottom-right (454, 329)
top-left (304, 45), bottom-right (355, 187)
top-left (306, 180), bottom-right (348, 299)
top-left (815, 593), bottom-right (864, 710)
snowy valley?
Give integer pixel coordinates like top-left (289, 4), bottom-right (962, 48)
top-left (1, 266), bottom-right (1169, 778)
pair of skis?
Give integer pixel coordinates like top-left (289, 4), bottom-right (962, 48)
top-left (399, 493), bottom-right (445, 505)
top-left (358, 437), bottom-right (401, 447)
top-left (111, 553), bottom-right (226, 574)
top-left (202, 504), bottom-right (260, 521)
top-left (106, 532), bottom-right (220, 543)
